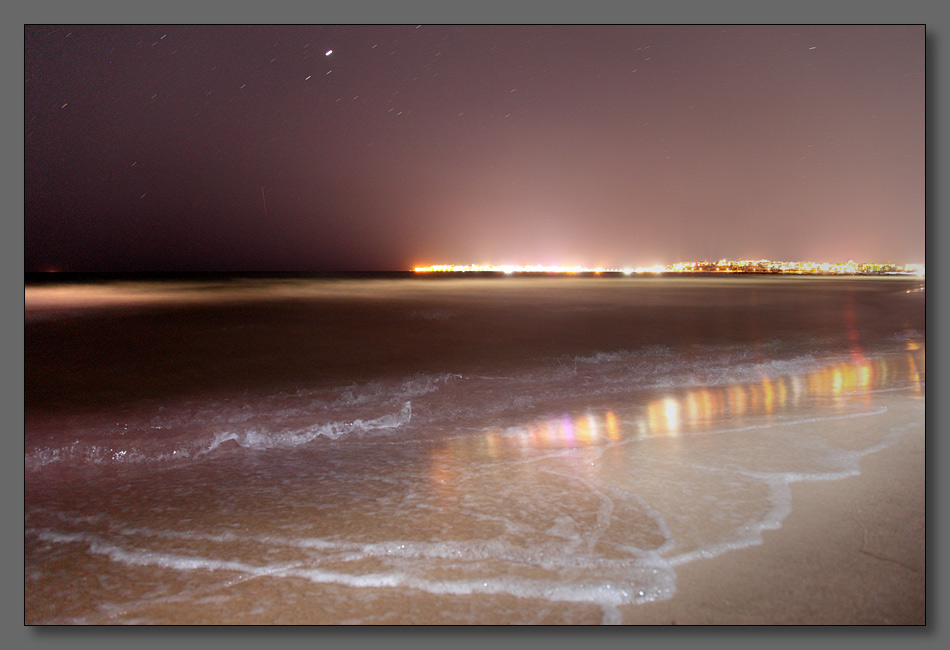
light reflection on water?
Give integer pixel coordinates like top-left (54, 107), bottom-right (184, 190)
top-left (436, 345), bottom-right (924, 468)
top-left (25, 278), bottom-right (925, 623)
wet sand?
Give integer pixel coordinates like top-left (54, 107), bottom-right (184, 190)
top-left (29, 391), bottom-right (922, 626)
top-left (624, 391), bottom-right (925, 625)
top-left (24, 276), bottom-right (926, 625)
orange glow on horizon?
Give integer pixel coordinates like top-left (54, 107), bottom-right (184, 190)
top-left (412, 260), bottom-right (925, 276)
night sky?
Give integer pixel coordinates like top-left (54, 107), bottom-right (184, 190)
top-left (24, 24), bottom-right (924, 272)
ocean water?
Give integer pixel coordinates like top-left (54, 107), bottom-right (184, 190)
top-left (24, 274), bottom-right (925, 624)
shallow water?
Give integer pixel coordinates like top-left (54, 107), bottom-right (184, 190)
top-left (24, 275), bottom-right (925, 624)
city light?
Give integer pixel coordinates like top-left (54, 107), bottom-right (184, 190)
top-left (413, 259), bottom-right (925, 276)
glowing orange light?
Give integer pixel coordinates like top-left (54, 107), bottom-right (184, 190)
top-left (576, 416), bottom-right (592, 444)
top-left (646, 397), bottom-right (680, 437)
top-left (413, 260), bottom-right (924, 276)
top-left (729, 384), bottom-right (747, 416)
top-left (605, 411), bottom-right (620, 441)
top-left (664, 398), bottom-right (680, 435)
top-left (857, 362), bottom-right (873, 392)
top-left (586, 413), bottom-right (600, 442)
top-left (761, 377), bottom-right (774, 413)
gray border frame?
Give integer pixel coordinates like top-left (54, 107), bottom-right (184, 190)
top-left (12, 0), bottom-right (946, 646)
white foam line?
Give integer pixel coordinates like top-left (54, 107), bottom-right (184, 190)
top-left (31, 524), bottom-right (677, 620)
top-left (192, 401), bottom-right (413, 457)
top-left (537, 468), bottom-right (617, 556)
top-left (32, 520), bottom-right (664, 578)
top-left (30, 404), bottom-right (918, 623)
top-left (37, 528), bottom-right (675, 614)
top-left (842, 385), bottom-right (924, 396)
top-left (666, 422), bottom-right (911, 568)
top-left (665, 477), bottom-right (800, 567)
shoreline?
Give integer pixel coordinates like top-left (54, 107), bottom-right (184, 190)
top-left (24, 372), bottom-right (925, 625)
top-left (622, 390), bottom-right (925, 625)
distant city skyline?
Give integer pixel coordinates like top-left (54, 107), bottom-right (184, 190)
top-left (412, 258), bottom-right (926, 276)
top-left (25, 25), bottom-right (924, 272)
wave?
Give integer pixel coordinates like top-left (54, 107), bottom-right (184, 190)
top-left (25, 398), bottom-right (417, 471)
top-left (24, 340), bottom-right (917, 473)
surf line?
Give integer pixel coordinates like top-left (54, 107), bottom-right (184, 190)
top-left (614, 405), bottom-right (890, 445)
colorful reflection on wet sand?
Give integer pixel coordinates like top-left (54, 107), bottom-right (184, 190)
top-left (436, 346), bottom-right (924, 469)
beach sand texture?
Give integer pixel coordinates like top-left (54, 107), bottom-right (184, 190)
top-left (25, 276), bottom-right (925, 624)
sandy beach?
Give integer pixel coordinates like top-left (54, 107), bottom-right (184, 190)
top-left (28, 390), bottom-right (923, 626)
top-left (624, 391), bottom-right (925, 625)
top-left (24, 277), bottom-right (926, 625)
top-left (24, 17), bottom-right (928, 632)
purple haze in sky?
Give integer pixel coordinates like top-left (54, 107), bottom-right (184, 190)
top-left (25, 25), bottom-right (924, 272)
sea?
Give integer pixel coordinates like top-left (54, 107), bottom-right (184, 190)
top-left (24, 272), bottom-right (926, 624)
